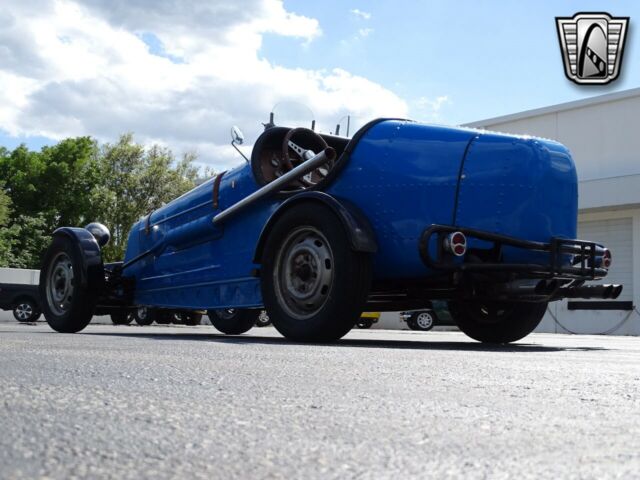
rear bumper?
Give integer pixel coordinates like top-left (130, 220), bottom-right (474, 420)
top-left (419, 224), bottom-right (609, 280)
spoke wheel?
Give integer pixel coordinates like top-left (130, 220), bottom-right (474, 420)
top-left (13, 300), bottom-right (39, 322)
top-left (414, 311), bottom-right (435, 331)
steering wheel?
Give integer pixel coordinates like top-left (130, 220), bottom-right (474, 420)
top-left (282, 128), bottom-right (334, 187)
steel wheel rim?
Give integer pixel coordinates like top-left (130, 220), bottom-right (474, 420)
top-left (416, 312), bottom-right (433, 329)
top-left (15, 303), bottom-right (33, 320)
top-left (46, 252), bottom-right (74, 316)
top-left (274, 226), bottom-right (334, 320)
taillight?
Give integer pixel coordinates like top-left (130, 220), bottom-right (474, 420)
top-left (445, 231), bottom-right (467, 257)
top-left (602, 249), bottom-right (612, 269)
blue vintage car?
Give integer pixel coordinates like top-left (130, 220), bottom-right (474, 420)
top-left (39, 117), bottom-right (621, 343)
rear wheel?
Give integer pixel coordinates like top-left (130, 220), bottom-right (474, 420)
top-left (448, 300), bottom-right (547, 343)
top-left (208, 309), bottom-right (258, 334)
top-left (40, 236), bottom-right (97, 333)
top-left (261, 204), bottom-right (371, 342)
top-left (13, 298), bottom-right (41, 322)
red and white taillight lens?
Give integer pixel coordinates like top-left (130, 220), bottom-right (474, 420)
top-left (445, 231), bottom-right (467, 257)
top-left (602, 249), bottom-right (612, 270)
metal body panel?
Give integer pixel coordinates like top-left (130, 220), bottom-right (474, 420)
top-left (122, 120), bottom-right (581, 309)
top-left (455, 133), bottom-right (578, 264)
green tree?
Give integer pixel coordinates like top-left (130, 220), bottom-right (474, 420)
top-left (0, 138), bottom-right (101, 231)
top-left (0, 135), bottom-right (201, 266)
top-left (96, 134), bottom-right (200, 261)
top-left (0, 186), bottom-right (13, 266)
top-left (1, 214), bottom-right (49, 269)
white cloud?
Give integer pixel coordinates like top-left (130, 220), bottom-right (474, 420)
top-left (0, 0), bottom-right (407, 170)
top-left (350, 9), bottom-right (371, 20)
top-left (414, 95), bottom-right (451, 122)
top-left (358, 28), bottom-right (374, 38)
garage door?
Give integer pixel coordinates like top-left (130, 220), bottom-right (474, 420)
top-left (578, 217), bottom-right (633, 301)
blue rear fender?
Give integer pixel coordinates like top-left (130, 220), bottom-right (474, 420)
top-left (327, 120), bottom-right (476, 279)
top-left (455, 133), bottom-right (578, 265)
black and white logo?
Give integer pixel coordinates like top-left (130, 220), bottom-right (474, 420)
top-left (556, 12), bottom-right (629, 85)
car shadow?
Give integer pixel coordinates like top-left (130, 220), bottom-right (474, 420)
top-left (76, 328), bottom-right (608, 353)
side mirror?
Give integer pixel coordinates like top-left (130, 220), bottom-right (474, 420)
top-left (231, 126), bottom-right (244, 145)
top-left (230, 126), bottom-right (249, 163)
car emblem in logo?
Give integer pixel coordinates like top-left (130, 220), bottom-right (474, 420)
top-left (556, 12), bottom-right (629, 85)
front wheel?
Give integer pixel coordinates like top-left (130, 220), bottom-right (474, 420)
top-left (40, 235), bottom-right (97, 333)
top-left (208, 309), bottom-right (258, 334)
top-left (448, 300), bottom-right (547, 344)
top-left (260, 203), bottom-right (371, 342)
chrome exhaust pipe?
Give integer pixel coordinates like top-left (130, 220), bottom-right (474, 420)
top-left (610, 284), bottom-right (623, 299)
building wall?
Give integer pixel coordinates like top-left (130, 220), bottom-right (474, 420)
top-left (478, 94), bottom-right (640, 181)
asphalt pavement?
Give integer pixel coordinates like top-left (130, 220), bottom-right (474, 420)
top-left (1, 322), bottom-right (639, 479)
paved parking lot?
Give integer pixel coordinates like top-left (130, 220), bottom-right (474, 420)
top-left (1, 322), bottom-right (639, 479)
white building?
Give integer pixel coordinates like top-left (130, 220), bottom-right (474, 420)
top-left (466, 88), bottom-right (640, 335)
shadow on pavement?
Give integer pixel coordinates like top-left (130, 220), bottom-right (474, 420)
top-left (71, 327), bottom-right (608, 353)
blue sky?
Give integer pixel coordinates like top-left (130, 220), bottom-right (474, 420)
top-left (263, 0), bottom-right (640, 125)
top-left (1, 1), bottom-right (639, 167)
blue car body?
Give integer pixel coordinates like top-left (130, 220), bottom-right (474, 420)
top-left (121, 119), bottom-right (582, 310)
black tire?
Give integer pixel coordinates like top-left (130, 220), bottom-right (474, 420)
top-left (356, 318), bottom-right (374, 329)
top-left (155, 310), bottom-right (173, 324)
top-left (40, 235), bottom-right (97, 333)
top-left (405, 317), bottom-right (417, 330)
top-left (208, 309), bottom-right (258, 334)
top-left (255, 310), bottom-right (271, 327)
top-left (111, 312), bottom-right (133, 325)
top-left (448, 300), bottom-right (547, 343)
top-left (133, 307), bottom-right (155, 326)
top-left (410, 311), bottom-right (436, 331)
top-left (260, 203), bottom-right (371, 342)
top-left (13, 298), bottom-right (41, 322)
top-left (178, 312), bottom-right (203, 326)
